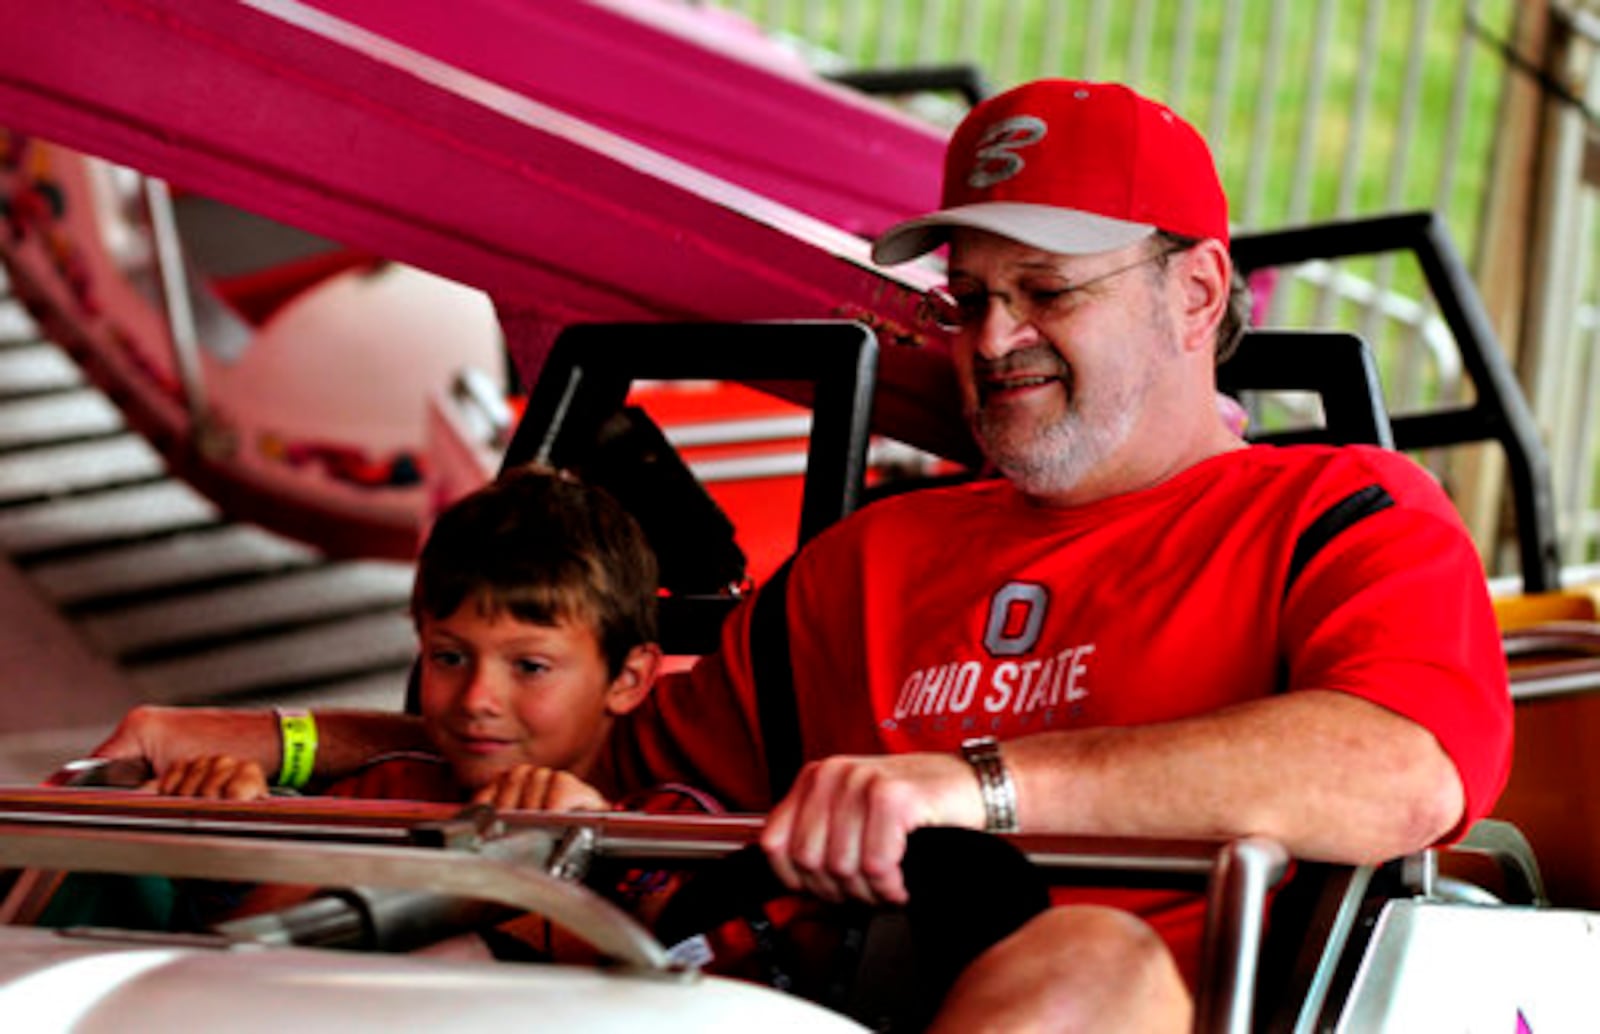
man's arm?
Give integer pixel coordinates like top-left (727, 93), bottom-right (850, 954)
top-left (762, 691), bottom-right (1464, 905)
top-left (91, 705), bottom-right (430, 784)
top-left (1012, 690), bottom-right (1465, 859)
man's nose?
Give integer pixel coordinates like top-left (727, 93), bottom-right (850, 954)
top-left (970, 295), bottom-right (1039, 360)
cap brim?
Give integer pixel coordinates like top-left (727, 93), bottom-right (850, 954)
top-left (872, 202), bottom-right (1156, 265)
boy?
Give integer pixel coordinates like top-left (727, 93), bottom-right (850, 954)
top-left (159, 462), bottom-right (670, 816)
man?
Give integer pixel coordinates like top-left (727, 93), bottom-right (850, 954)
top-left (97, 80), bottom-right (1511, 1031)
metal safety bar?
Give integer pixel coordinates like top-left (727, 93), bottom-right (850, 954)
top-left (1503, 621), bottom-right (1600, 700)
top-left (140, 175), bottom-right (209, 426)
top-left (0, 785), bottom-right (1289, 1034)
top-left (0, 819), bottom-right (670, 970)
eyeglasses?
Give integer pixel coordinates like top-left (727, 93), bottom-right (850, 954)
top-left (919, 247), bottom-right (1182, 333)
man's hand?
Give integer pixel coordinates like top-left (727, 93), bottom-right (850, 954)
top-left (469, 764), bottom-right (610, 812)
top-left (92, 705), bottom-right (278, 776)
top-left (155, 754), bottom-right (271, 801)
top-left (760, 752), bottom-right (988, 906)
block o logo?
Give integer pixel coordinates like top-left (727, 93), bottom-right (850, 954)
top-left (984, 582), bottom-right (1048, 656)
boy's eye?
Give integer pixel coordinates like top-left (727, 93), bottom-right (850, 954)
top-left (513, 658), bottom-right (550, 677)
top-left (427, 648), bottom-right (467, 669)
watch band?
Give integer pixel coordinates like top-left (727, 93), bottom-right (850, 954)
top-left (960, 735), bottom-right (1019, 833)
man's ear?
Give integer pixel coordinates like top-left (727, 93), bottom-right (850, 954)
top-left (1174, 238), bottom-right (1231, 356)
top-left (604, 643), bottom-right (662, 716)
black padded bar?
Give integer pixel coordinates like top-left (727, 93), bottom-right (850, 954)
top-left (827, 65), bottom-right (989, 107)
top-left (500, 321), bottom-right (878, 657)
top-left (505, 321), bottom-right (877, 547)
top-left (1232, 211), bottom-right (1559, 592)
top-left (1218, 330), bottom-right (1395, 449)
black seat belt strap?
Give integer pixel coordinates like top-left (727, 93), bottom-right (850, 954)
top-left (749, 557), bottom-right (802, 804)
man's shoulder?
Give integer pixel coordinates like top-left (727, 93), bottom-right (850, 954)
top-left (1227, 444), bottom-right (1464, 533)
top-left (1232, 443), bottom-right (1442, 494)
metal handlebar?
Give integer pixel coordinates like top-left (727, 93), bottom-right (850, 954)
top-left (0, 784), bottom-right (1289, 1032)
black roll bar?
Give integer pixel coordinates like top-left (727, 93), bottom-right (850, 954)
top-left (500, 321), bottom-right (879, 655)
top-left (1231, 211), bottom-right (1560, 593)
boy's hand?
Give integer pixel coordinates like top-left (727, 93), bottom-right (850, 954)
top-left (155, 754), bottom-right (271, 801)
top-left (470, 765), bottom-right (610, 812)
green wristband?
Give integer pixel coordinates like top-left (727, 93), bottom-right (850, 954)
top-left (276, 709), bottom-right (318, 790)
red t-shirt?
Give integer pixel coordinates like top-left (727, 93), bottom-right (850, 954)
top-left (603, 444), bottom-right (1513, 975)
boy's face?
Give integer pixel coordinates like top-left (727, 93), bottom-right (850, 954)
top-left (417, 602), bottom-right (655, 791)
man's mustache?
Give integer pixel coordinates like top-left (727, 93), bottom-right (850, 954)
top-left (973, 345), bottom-right (1070, 380)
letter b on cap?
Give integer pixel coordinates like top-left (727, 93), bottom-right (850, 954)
top-left (968, 116), bottom-right (1047, 190)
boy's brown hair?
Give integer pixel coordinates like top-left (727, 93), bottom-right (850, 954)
top-left (410, 464), bottom-right (659, 676)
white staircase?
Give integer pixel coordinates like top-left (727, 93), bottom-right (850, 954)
top-left (0, 278), bottom-right (415, 779)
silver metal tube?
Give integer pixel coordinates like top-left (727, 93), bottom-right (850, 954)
top-left (141, 176), bottom-right (207, 423)
top-left (451, 366), bottom-right (514, 449)
top-left (0, 789), bottom-right (1295, 1022)
top-left (0, 822), bottom-right (672, 970)
top-left (1195, 836), bottom-right (1291, 1034)
top-left (216, 893), bottom-right (371, 948)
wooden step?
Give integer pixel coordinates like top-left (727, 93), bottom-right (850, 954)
top-left (0, 343), bottom-right (83, 398)
top-left (82, 561), bottom-right (414, 658)
top-left (0, 389), bottom-right (125, 451)
top-left (0, 435), bottom-right (166, 506)
top-left (125, 611), bottom-right (417, 703)
top-left (263, 667), bottom-right (412, 713)
top-left (29, 525), bottom-right (321, 606)
top-left (0, 480), bottom-right (219, 559)
top-left (0, 298), bottom-right (35, 341)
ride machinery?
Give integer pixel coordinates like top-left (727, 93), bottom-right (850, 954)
top-left (0, 1), bottom-right (1597, 1030)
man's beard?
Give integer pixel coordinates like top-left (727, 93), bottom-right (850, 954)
top-left (969, 344), bottom-right (1145, 500)
top-left (975, 395), bottom-right (1136, 499)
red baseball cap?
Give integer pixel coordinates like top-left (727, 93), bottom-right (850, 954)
top-left (873, 80), bottom-right (1229, 265)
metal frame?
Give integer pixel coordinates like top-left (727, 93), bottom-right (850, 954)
top-left (0, 786), bottom-right (1287, 1034)
top-left (500, 320), bottom-right (879, 655)
top-left (1218, 329), bottom-right (1395, 449)
top-left (1232, 211), bottom-right (1560, 592)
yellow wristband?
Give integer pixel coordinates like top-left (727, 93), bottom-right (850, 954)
top-left (276, 709), bottom-right (318, 790)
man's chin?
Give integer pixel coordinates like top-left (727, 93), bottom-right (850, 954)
top-left (976, 420), bottom-right (1067, 471)
top-left (979, 429), bottom-right (1099, 499)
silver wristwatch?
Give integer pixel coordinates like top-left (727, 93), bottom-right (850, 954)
top-left (960, 735), bottom-right (1019, 833)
